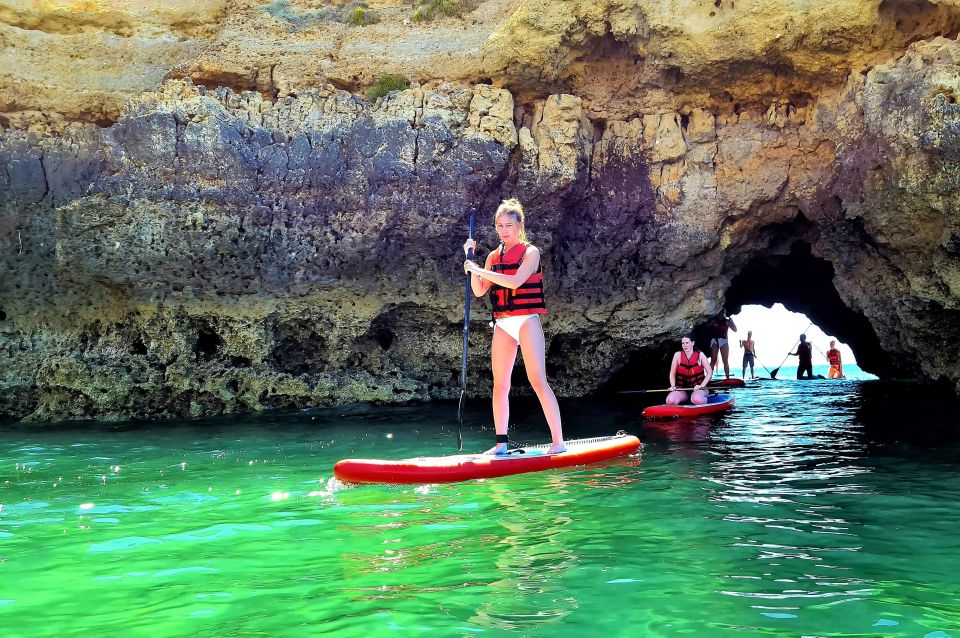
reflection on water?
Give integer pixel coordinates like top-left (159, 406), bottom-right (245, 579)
top-left (470, 478), bottom-right (579, 630)
top-left (0, 380), bottom-right (959, 636)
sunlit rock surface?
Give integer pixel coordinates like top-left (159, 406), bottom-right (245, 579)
top-left (2, 0), bottom-right (960, 421)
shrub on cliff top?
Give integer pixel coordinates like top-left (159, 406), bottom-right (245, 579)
top-left (265, 0), bottom-right (378, 30)
top-left (348, 6), bottom-right (375, 26)
top-left (367, 74), bottom-right (411, 101)
top-left (412, 0), bottom-right (468, 22)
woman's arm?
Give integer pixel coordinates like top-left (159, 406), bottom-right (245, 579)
top-left (464, 246), bottom-right (541, 290)
top-left (698, 353), bottom-right (713, 388)
top-left (668, 353), bottom-right (679, 389)
top-left (469, 252), bottom-right (497, 297)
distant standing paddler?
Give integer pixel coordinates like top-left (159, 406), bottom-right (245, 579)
top-left (739, 330), bottom-right (757, 379)
top-left (462, 199), bottom-right (566, 455)
top-left (827, 340), bottom-right (845, 379)
top-left (708, 310), bottom-right (738, 379)
top-left (790, 334), bottom-right (814, 379)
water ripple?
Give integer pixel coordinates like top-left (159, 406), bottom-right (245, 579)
top-left (1, 384), bottom-right (959, 637)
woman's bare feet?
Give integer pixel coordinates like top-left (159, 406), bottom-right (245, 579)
top-left (547, 442), bottom-right (566, 454)
top-left (485, 443), bottom-right (509, 455)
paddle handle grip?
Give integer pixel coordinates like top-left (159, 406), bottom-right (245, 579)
top-left (466, 214), bottom-right (475, 260)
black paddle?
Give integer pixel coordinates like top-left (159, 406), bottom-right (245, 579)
top-left (757, 359), bottom-right (776, 378)
top-left (619, 387), bottom-right (700, 394)
top-left (457, 213), bottom-right (476, 451)
top-left (769, 321), bottom-right (813, 379)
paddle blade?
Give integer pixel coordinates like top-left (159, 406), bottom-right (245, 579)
top-left (769, 367), bottom-right (779, 379)
top-left (456, 390), bottom-right (466, 450)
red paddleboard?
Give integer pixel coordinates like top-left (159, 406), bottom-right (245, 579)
top-left (708, 378), bottom-right (746, 388)
top-left (333, 432), bottom-right (641, 484)
top-left (642, 393), bottom-right (735, 419)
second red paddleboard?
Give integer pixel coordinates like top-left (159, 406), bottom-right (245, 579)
top-left (642, 393), bottom-right (735, 419)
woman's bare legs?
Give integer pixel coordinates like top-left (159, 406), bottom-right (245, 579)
top-left (690, 389), bottom-right (709, 405)
top-left (487, 326), bottom-right (518, 454)
top-left (518, 317), bottom-right (565, 453)
top-left (666, 389), bottom-right (708, 405)
top-left (666, 390), bottom-right (689, 405)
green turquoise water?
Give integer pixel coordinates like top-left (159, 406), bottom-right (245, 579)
top-left (2, 377), bottom-right (959, 637)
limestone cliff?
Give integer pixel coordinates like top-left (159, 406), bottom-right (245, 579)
top-left (2, 0), bottom-right (960, 421)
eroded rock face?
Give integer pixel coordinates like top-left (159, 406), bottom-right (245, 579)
top-left (0, 0), bottom-right (225, 126)
top-left (7, 0), bottom-right (960, 126)
top-left (1, 80), bottom-right (518, 420)
top-left (2, 2), bottom-right (960, 421)
top-left (826, 38), bottom-right (960, 383)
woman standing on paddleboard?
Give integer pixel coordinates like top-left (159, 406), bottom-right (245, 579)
top-left (666, 334), bottom-right (713, 406)
top-left (463, 199), bottom-right (566, 455)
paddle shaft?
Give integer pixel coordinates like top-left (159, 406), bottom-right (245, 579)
top-left (619, 387), bottom-right (704, 394)
top-left (457, 213), bottom-right (476, 450)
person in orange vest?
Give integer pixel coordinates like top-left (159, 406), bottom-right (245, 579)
top-left (666, 333), bottom-right (713, 406)
top-left (827, 340), bottom-right (845, 379)
top-left (463, 199), bottom-right (566, 455)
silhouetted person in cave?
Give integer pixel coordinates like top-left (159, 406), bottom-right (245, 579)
top-left (463, 199), bottom-right (566, 455)
top-left (708, 310), bottom-right (737, 379)
top-left (790, 334), bottom-right (814, 379)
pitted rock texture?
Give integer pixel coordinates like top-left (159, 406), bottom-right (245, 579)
top-left (2, 2), bottom-right (960, 422)
top-left (1, 80), bottom-right (518, 420)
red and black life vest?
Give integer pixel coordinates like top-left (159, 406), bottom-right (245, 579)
top-left (490, 243), bottom-right (547, 319)
top-left (710, 316), bottom-right (729, 339)
top-left (676, 349), bottom-right (705, 387)
top-left (827, 348), bottom-right (841, 366)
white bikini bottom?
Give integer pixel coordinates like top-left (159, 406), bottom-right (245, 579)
top-left (494, 314), bottom-right (537, 342)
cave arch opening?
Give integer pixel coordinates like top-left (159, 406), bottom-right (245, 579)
top-left (598, 239), bottom-right (899, 394)
top-left (723, 240), bottom-right (895, 378)
top-left (725, 304), bottom-right (873, 380)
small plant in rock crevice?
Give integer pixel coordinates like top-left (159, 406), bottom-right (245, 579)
top-left (264, 0), bottom-right (379, 30)
top-left (367, 73), bottom-right (411, 101)
top-left (411, 0), bottom-right (473, 23)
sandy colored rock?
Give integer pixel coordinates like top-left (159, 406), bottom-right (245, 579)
top-left (3, 3), bottom-right (960, 423)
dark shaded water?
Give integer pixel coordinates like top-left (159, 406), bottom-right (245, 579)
top-left (1, 376), bottom-right (959, 637)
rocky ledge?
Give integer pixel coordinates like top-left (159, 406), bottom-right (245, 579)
top-left (1, 1), bottom-right (959, 421)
